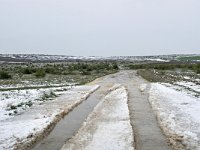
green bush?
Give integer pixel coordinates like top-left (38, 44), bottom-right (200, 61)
top-left (0, 71), bottom-right (12, 79)
top-left (22, 68), bottom-right (33, 74)
top-left (45, 67), bottom-right (58, 74)
top-left (35, 69), bottom-right (46, 78)
top-left (112, 63), bottom-right (119, 70)
top-left (81, 70), bottom-right (91, 75)
top-left (196, 68), bottom-right (200, 74)
top-left (128, 63), bottom-right (200, 73)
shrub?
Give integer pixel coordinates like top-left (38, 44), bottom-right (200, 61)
top-left (45, 67), bottom-right (57, 74)
top-left (22, 68), bottom-right (33, 74)
top-left (35, 69), bottom-right (46, 78)
top-left (81, 70), bottom-right (91, 75)
top-left (50, 91), bottom-right (57, 97)
top-left (0, 71), bottom-right (12, 79)
top-left (40, 91), bottom-right (57, 101)
top-left (41, 93), bottom-right (50, 100)
top-left (10, 105), bottom-right (17, 110)
top-left (196, 68), bottom-right (200, 74)
top-left (197, 64), bottom-right (200, 68)
top-left (112, 63), bottom-right (119, 70)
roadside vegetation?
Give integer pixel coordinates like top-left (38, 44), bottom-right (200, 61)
top-left (127, 62), bottom-right (200, 83)
top-left (0, 71), bottom-right (12, 79)
top-left (128, 63), bottom-right (200, 74)
top-left (0, 61), bottom-right (119, 90)
top-left (127, 62), bottom-right (200, 100)
top-left (177, 56), bottom-right (200, 61)
top-left (0, 61), bottom-right (119, 117)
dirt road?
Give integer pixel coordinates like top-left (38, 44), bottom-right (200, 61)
top-left (94, 70), bottom-right (171, 150)
top-left (33, 70), bottom-right (171, 150)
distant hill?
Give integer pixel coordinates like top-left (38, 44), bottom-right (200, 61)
top-left (0, 54), bottom-right (199, 64)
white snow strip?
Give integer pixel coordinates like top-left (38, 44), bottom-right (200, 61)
top-left (149, 83), bottom-right (200, 149)
top-left (61, 85), bottom-right (134, 150)
top-left (183, 76), bottom-right (191, 80)
top-left (146, 58), bottom-right (170, 62)
top-left (0, 85), bottom-right (99, 150)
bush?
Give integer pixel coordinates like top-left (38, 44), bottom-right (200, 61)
top-left (196, 68), bottom-right (200, 74)
top-left (128, 63), bottom-right (200, 72)
top-left (35, 69), bottom-right (46, 78)
top-left (45, 67), bottom-right (57, 74)
top-left (22, 68), bottom-right (33, 74)
top-left (112, 63), bottom-right (119, 70)
top-left (0, 71), bottom-right (12, 79)
top-left (81, 70), bottom-right (91, 75)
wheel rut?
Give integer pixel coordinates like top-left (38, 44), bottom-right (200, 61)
top-left (32, 84), bottom-right (113, 150)
top-left (126, 71), bottom-right (171, 150)
top-left (32, 70), bottom-right (172, 150)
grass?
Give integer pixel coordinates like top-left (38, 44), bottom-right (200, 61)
top-left (127, 63), bottom-right (200, 74)
top-left (136, 67), bottom-right (200, 84)
top-left (137, 70), bottom-right (168, 82)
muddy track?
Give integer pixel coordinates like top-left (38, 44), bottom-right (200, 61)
top-left (32, 83), bottom-right (113, 150)
top-left (32, 70), bottom-right (172, 150)
top-left (126, 71), bottom-right (171, 150)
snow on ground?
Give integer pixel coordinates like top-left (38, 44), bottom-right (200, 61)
top-left (0, 86), bottom-right (73, 121)
top-left (175, 81), bottom-right (200, 93)
top-left (149, 83), bottom-right (200, 149)
top-left (146, 58), bottom-right (170, 62)
top-left (61, 85), bottom-right (134, 150)
top-left (183, 76), bottom-right (191, 80)
top-left (0, 81), bottom-right (75, 89)
top-left (0, 85), bottom-right (99, 150)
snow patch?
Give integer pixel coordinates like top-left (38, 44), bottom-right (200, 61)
top-left (175, 81), bottom-right (200, 93)
top-left (0, 86), bottom-right (72, 121)
top-left (149, 83), bottom-right (200, 149)
top-left (0, 85), bottom-right (99, 150)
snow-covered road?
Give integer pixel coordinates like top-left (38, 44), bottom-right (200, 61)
top-left (61, 85), bottom-right (134, 150)
top-left (59, 71), bottom-right (170, 150)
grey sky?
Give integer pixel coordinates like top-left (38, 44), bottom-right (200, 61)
top-left (0, 0), bottom-right (200, 56)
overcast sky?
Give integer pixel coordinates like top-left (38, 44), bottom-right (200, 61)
top-left (0, 0), bottom-right (200, 56)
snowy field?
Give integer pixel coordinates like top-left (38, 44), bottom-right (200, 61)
top-left (61, 85), bottom-right (134, 150)
top-left (175, 81), bottom-right (200, 93)
top-left (0, 86), bottom-right (73, 121)
top-left (0, 85), bottom-right (99, 150)
top-left (149, 83), bottom-right (200, 149)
